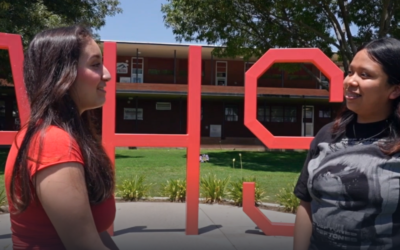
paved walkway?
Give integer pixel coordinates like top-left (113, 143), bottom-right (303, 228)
top-left (0, 202), bottom-right (295, 250)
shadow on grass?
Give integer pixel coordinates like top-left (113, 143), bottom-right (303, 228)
top-left (184, 150), bottom-right (307, 173)
top-left (115, 154), bottom-right (144, 159)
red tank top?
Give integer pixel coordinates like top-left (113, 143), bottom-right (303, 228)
top-left (5, 126), bottom-right (116, 250)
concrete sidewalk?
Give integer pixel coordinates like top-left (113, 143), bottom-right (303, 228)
top-left (0, 202), bottom-right (295, 250)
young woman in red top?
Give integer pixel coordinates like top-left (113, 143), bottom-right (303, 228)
top-left (5, 25), bottom-right (118, 250)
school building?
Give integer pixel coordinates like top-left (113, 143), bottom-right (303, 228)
top-left (0, 41), bottom-right (343, 147)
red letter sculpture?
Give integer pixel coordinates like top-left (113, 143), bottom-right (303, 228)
top-left (1, 35), bottom-right (202, 235)
top-left (102, 43), bottom-right (202, 235)
top-left (1, 32), bottom-right (343, 237)
top-left (243, 48), bottom-right (344, 236)
top-left (0, 33), bottom-right (30, 145)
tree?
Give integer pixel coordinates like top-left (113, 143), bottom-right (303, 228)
top-left (161, 0), bottom-right (400, 76)
top-left (0, 0), bottom-right (122, 81)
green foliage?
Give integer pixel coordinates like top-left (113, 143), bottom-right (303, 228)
top-left (162, 0), bottom-right (400, 74)
top-left (117, 175), bottom-right (152, 201)
top-left (0, 189), bottom-right (6, 207)
top-left (162, 179), bottom-right (186, 202)
top-left (276, 176), bottom-right (300, 213)
top-left (228, 177), bottom-right (266, 206)
top-left (111, 148), bottom-right (307, 203)
top-left (200, 174), bottom-right (230, 203)
top-left (0, 0), bottom-right (122, 80)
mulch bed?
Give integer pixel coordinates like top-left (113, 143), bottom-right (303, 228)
top-left (116, 198), bottom-right (293, 214)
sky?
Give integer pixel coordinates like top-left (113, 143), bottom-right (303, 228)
top-left (99, 0), bottom-right (190, 44)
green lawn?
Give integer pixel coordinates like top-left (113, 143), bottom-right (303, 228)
top-left (0, 148), bottom-right (307, 203)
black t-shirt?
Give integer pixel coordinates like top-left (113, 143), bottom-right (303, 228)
top-left (294, 118), bottom-right (400, 250)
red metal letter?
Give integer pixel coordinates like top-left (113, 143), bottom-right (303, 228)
top-left (0, 33), bottom-right (30, 145)
top-left (243, 48), bottom-right (344, 236)
top-left (245, 48), bottom-right (343, 149)
top-left (102, 43), bottom-right (202, 235)
top-left (2, 37), bottom-right (202, 235)
top-left (243, 182), bottom-right (294, 236)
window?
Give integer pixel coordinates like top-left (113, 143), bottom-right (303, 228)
top-left (257, 107), bottom-right (270, 122)
top-left (320, 74), bottom-right (329, 89)
top-left (271, 106), bottom-right (284, 122)
top-left (225, 106), bottom-right (238, 121)
top-left (123, 108), bottom-right (143, 120)
top-left (131, 57), bottom-right (144, 83)
top-left (319, 109), bottom-right (331, 118)
top-left (258, 105), bottom-right (296, 122)
top-left (284, 107), bottom-right (297, 122)
top-left (216, 61), bottom-right (227, 86)
top-left (156, 102), bottom-right (172, 110)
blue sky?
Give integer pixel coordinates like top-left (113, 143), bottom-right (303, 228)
top-left (98, 0), bottom-right (183, 43)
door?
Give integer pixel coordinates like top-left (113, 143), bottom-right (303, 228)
top-left (131, 57), bottom-right (144, 83)
top-left (301, 105), bottom-right (314, 136)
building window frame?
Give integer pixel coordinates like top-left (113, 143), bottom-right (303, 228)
top-left (284, 106), bottom-right (297, 122)
top-left (258, 105), bottom-right (297, 123)
top-left (131, 57), bottom-right (144, 83)
top-left (271, 106), bottom-right (284, 122)
top-left (257, 107), bottom-right (270, 122)
top-left (216, 61), bottom-right (227, 86)
top-left (225, 105), bottom-right (239, 122)
top-left (319, 108), bottom-right (331, 118)
top-left (123, 108), bottom-right (143, 120)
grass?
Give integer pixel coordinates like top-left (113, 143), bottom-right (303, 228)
top-left (0, 148), bottom-right (8, 194)
top-left (0, 148), bottom-right (307, 203)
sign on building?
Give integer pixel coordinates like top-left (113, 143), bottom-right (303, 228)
top-left (117, 62), bottom-right (128, 74)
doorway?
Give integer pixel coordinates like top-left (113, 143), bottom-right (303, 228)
top-left (301, 105), bottom-right (314, 136)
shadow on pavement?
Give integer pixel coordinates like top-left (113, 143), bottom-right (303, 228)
top-left (114, 225), bottom-right (222, 236)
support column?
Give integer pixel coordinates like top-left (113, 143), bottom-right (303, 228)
top-left (222, 101), bottom-right (225, 139)
top-left (136, 48), bottom-right (139, 82)
top-left (174, 50), bottom-right (177, 84)
top-left (135, 97), bottom-right (138, 131)
top-left (210, 53), bottom-right (214, 85)
top-left (179, 97), bottom-right (183, 133)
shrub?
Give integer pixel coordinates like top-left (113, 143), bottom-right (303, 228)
top-left (117, 175), bottom-right (152, 201)
top-left (162, 179), bottom-right (186, 202)
top-left (228, 177), bottom-right (266, 206)
top-left (0, 189), bottom-right (6, 206)
top-left (200, 174), bottom-right (230, 203)
top-left (276, 176), bottom-right (300, 213)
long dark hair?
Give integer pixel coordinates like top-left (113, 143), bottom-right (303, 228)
top-left (332, 37), bottom-right (400, 155)
top-left (10, 25), bottom-right (115, 212)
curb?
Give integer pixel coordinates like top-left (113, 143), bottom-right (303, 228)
top-left (115, 196), bottom-right (285, 208)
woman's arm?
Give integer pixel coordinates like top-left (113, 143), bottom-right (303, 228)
top-left (35, 162), bottom-right (110, 250)
top-left (293, 200), bottom-right (312, 250)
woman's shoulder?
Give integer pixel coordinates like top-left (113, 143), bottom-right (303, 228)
top-left (31, 125), bottom-right (78, 146)
top-left (44, 125), bottom-right (72, 139)
top-left (311, 122), bottom-right (335, 146)
top-left (28, 125), bottom-right (83, 165)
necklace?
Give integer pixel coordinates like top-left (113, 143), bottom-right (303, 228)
top-left (352, 124), bottom-right (388, 143)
